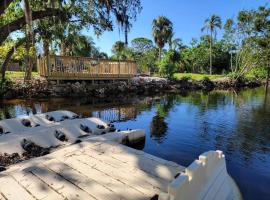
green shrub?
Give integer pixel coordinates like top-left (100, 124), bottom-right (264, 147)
top-left (0, 77), bottom-right (12, 88)
top-left (249, 67), bottom-right (268, 79)
top-left (159, 50), bottom-right (180, 79)
top-left (181, 75), bottom-right (191, 80)
top-left (0, 77), bottom-right (13, 96)
top-left (227, 72), bottom-right (237, 79)
top-left (159, 62), bottom-right (177, 79)
top-left (202, 76), bottom-right (210, 81)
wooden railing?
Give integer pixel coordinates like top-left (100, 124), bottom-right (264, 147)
top-left (37, 55), bottom-right (137, 80)
top-left (92, 107), bottom-right (137, 122)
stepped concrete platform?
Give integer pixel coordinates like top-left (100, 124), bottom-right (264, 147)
top-left (0, 110), bottom-right (242, 200)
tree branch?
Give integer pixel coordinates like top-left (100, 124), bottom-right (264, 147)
top-left (0, 8), bottom-right (67, 45)
top-left (1, 37), bottom-right (26, 80)
top-left (0, 0), bottom-right (13, 16)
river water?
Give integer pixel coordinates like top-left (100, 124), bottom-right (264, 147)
top-left (0, 87), bottom-right (269, 200)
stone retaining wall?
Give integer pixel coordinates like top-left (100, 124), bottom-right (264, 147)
top-left (1, 76), bottom-right (263, 99)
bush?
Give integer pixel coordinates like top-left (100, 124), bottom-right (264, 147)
top-left (249, 67), bottom-right (268, 79)
top-left (181, 75), bottom-right (191, 81)
top-left (0, 77), bottom-right (12, 88)
top-left (202, 76), bottom-right (210, 81)
top-left (159, 62), bottom-right (177, 79)
top-left (159, 50), bottom-right (180, 79)
top-left (0, 77), bottom-right (13, 96)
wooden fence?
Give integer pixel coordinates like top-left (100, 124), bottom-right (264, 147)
top-left (7, 62), bottom-right (22, 71)
top-left (37, 55), bottom-right (137, 80)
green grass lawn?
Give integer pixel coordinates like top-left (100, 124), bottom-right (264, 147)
top-left (5, 71), bottom-right (39, 80)
top-left (174, 73), bottom-right (224, 81)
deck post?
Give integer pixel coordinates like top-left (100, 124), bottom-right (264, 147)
top-left (118, 60), bottom-right (120, 78)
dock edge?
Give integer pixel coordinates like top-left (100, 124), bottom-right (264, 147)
top-left (159, 150), bottom-right (242, 200)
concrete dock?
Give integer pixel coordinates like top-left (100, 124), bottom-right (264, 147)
top-left (0, 140), bottom-right (184, 200)
top-left (0, 110), bottom-right (241, 200)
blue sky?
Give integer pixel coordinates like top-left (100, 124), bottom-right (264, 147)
top-left (86, 0), bottom-right (269, 55)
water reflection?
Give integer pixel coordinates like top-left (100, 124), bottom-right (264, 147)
top-left (0, 87), bottom-right (270, 199)
top-left (149, 98), bottom-right (170, 143)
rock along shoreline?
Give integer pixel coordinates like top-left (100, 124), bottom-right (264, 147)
top-left (1, 76), bottom-right (264, 99)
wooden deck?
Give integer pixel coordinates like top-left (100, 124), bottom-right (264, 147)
top-left (0, 141), bottom-right (184, 200)
top-left (37, 55), bottom-right (137, 80)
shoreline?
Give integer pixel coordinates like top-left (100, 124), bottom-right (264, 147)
top-left (1, 76), bottom-right (264, 99)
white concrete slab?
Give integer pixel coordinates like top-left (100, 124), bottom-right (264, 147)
top-left (0, 141), bottom-right (184, 200)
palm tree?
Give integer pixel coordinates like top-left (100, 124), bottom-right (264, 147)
top-left (171, 38), bottom-right (185, 51)
top-left (115, 0), bottom-right (142, 46)
top-left (201, 14), bottom-right (222, 74)
top-left (112, 41), bottom-right (126, 59)
top-left (152, 16), bottom-right (173, 60)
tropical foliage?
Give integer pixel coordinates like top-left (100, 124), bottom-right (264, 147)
top-left (0, 0), bottom-right (142, 80)
top-left (111, 5), bottom-right (270, 81)
top-left (152, 16), bottom-right (173, 60)
top-left (1, 1), bottom-right (270, 81)
top-left (201, 14), bottom-right (222, 74)
top-left (158, 50), bottom-right (180, 79)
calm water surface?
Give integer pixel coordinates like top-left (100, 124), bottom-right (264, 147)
top-left (0, 87), bottom-right (270, 200)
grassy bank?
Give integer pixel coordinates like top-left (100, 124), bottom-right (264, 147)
top-left (5, 71), bottom-right (39, 80)
top-left (174, 73), bottom-right (224, 81)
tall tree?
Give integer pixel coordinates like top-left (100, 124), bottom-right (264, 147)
top-left (23, 0), bottom-right (35, 81)
top-left (201, 14), bottom-right (222, 74)
top-left (112, 40), bottom-right (126, 59)
top-left (0, 0), bottom-right (142, 79)
top-left (114, 0), bottom-right (142, 46)
top-left (131, 37), bottom-right (153, 54)
top-left (171, 38), bottom-right (185, 51)
top-left (131, 37), bottom-right (157, 72)
top-left (253, 6), bottom-right (270, 88)
top-left (223, 18), bottom-right (237, 72)
top-left (152, 16), bottom-right (173, 60)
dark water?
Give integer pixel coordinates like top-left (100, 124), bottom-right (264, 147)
top-left (0, 87), bottom-right (270, 200)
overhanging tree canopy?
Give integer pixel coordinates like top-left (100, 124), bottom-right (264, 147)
top-left (0, 0), bottom-right (142, 79)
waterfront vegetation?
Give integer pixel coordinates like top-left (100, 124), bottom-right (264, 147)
top-left (5, 71), bottom-right (38, 79)
top-left (174, 73), bottom-right (224, 81)
top-left (0, 1), bottom-right (270, 84)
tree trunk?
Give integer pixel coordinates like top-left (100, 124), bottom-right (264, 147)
top-left (124, 26), bottom-right (128, 46)
top-left (23, 0), bottom-right (33, 33)
top-left (23, 0), bottom-right (34, 81)
top-left (158, 47), bottom-right (161, 61)
top-left (24, 39), bottom-right (34, 81)
top-left (210, 30), bottom-right (213, 75)
top-left (1, 39), bottom-right (25, 80)
top-left (60, 41), bottom-right (66, 56)
top-left (1, 31), bottom-right (37, 81)
top-left (43, 38), bottom-right (50, 70)
top-left (43, 39), bottom-right (49, 57)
